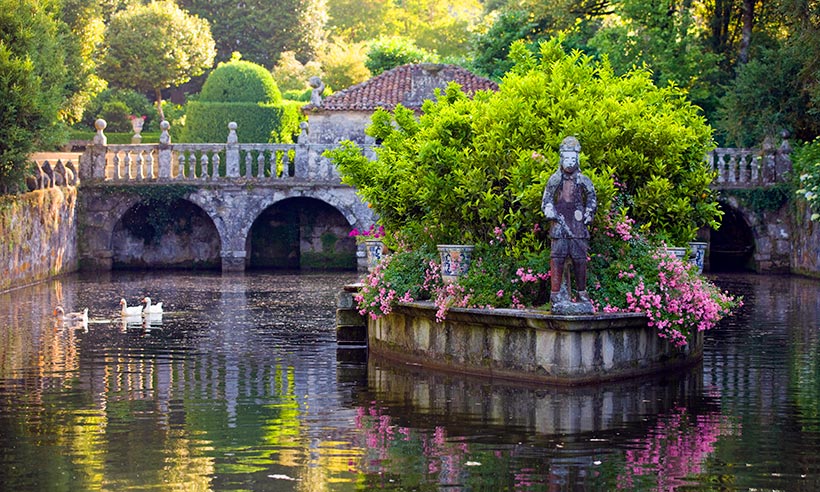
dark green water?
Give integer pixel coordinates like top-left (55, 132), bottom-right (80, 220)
top-left (0, 271), bottom-right (818, 491)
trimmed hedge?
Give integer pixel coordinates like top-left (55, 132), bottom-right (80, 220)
top-left (182, 101), bottom-right (301, 143)
top-left (199, 60), bottom-right (281, 104)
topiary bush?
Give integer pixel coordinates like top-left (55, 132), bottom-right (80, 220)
top-left (198, 59), bottom-right (281, 104)
top-left (182, 58), bottom-right (299, 143)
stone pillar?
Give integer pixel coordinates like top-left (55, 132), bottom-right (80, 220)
top-left (776, 132), bottom-right (792, 182)
top-left (158, 120), bottom-right (172, 178)
top-left (221, 250), bottom-right (247, 272)
top-left (226, 122), bottom-right (240, 178)
top-left (80, 119), bottom-right (108, 182)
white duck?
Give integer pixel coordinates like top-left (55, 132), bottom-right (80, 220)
top-left (120, 298), bottom-right (143, 317)
top-left (54, 306), bottom-right (89, 326)
top-left (142, 296), bottom-right (163, 315)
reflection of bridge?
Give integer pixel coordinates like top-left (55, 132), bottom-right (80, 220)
top-left (30, 122), bottom-right (794, 272)
top-left (47, 121), bottom-right (377, 271)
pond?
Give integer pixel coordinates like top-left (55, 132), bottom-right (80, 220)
top-left (0, 271), bottom-right (818, 490)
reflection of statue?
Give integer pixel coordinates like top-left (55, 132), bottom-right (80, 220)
top-left (541, 136), bottom-right (597, 314)
top-left (309, 76), bottom-right (325, 107)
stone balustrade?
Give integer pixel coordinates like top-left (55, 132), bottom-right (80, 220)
top-left (706, 138), bottom-right (792, 187)
top-left (76, 119), bottom-right (374, 184)
top-left (30, 119), bottom-right (792, 189)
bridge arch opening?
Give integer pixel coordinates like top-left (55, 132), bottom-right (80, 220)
top-left (709, 202), bottom-right (756, 272)
top-left (111, 198), bottom-right (221, 269)
top-left (248, 197), bottom-right (357, 270)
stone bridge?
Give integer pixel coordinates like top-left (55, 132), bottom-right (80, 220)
top-left (62, 120), bottom-right (376, 272)
top-left (30, 120), bottom-right (795, 273)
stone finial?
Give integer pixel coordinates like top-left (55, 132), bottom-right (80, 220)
top-left (93, 119), bottom-right (107, 146)
top-left (159, 120), bottom-right (171, 145)
top-left (227, 121), bottom-right (238, 144)
top-left (309, 76), bottom-right (325, 107)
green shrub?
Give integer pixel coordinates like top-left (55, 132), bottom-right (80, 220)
top-left (795, 138), bottom-right (820, 221)
top-left (199, 59), bottom-right (281, 104)
top-left (329, 37), bottom-right (720, 255)
top-left (184, 58), bottom-right (299, 143)
top-left (80, 88), bottom-right (154, 132)
top-left (365, 36), bottom-right (439, 76)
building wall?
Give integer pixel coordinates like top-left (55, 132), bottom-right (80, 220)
top-left (0, 187), bottom-right (78, 292)
top-left (305, 111), bottom-right (374, 144)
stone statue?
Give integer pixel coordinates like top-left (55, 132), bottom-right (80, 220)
top-left (541, 136), bottom-right (597, 314)
top-left (309, 76), bottom-right (325, 107)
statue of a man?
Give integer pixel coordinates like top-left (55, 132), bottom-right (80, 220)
top-left (541, 136), bottom-right (597, 314)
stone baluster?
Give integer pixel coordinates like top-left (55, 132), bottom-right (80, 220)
top-left (200, 153), bottom-right (209, 179)
top-left (112, 151), bottom-right (122, 180)
top-left (244, 152), bottom-right (254, 178)
top-left (281, 150), bottom-right (291, 178)
top-left (738, 151), bottom-right (748, 184)
top-left (716, 151), bottom-right (727, 184)
top-left (257, 153), bottom-right (265, 178)
top-left (727, 152), bottom-right (737, 184)
top-left (187, 151), bottom-right (197, 178)
top-left (226, 122), bottom-right (240, 178)
top-left (136, 150), bottom-right (145, 180)
top-left (124, 151), bottom-right (133, 180)
top-left (175, 152), bottom-right (185, 179)
top-left (212, 152), bottom-right (221, 180)
top-left (762, 137), bottom-right (776, 184)
top-left (750, 154), bottom-right (760, 184)
top-left (158, 120), bottom-right (172, 179)
top-left (146, 150), bottom-right (155, 179)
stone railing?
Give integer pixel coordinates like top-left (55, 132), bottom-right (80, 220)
top-left (76, 119), bottom-right (375, 184)
top-left (30, 120), bottom-right (792, 189)
top-left (706, 138), bottom-right (792, 188)
top-left (26, 153), bottom-right (82, 190)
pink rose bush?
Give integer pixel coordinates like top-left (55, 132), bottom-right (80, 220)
top-left (355, 213), bottom-right (739, 346)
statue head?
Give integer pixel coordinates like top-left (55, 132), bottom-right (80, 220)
top-left (559, 136), bottom-right (581, 174)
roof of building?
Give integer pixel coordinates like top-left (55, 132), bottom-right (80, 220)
top-left (304, 63), bottom-right (498, 112)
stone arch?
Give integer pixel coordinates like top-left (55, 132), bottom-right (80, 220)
top-left (709, 200), bottom-right (757, 271)
top-left (109, 196), bottom-right (221, 269)
top-left (247, 195), bottom-right (360, 270)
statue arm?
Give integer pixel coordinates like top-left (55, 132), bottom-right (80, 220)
top-left (541, 173), bottom-right (561, 220)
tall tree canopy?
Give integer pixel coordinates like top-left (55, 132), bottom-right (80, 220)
top-left (471, 0), bottom-right (820, 144)
top-left (99, 0), bottom-right (216, 121)
top-left (0, 0), bottom-right (83, 192)
top-left (177, 0), bottom-right (327, 67)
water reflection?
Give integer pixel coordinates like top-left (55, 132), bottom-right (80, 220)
top-left (0, 272), bottom-right (819, 490)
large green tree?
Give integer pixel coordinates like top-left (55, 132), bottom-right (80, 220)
top-left (329, 39), bottom-right (721, 252)
top-left (0, 0), bottom-right (81, 192)
top-left (177, 0), bottom-right (327, 67)
top-left (99, 0), bottom-right (216, 121)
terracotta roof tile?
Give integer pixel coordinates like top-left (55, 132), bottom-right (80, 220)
top-left (305, 63), bottom-right (498, 112)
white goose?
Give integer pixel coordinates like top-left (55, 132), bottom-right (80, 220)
top-left (54, 306), bottom-right (89, 326)
top-left (142, 296), bottom-right (163, 315)
top-left (120, 298), bottom-right (143, 317)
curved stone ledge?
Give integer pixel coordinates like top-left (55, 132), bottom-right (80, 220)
top-left (368, 302), bottom-right (703, 385)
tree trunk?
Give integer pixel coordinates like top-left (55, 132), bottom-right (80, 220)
top-left (155, 88), bottom-right (166, 122)
top-left (739, 0), bottom-right (754, 64)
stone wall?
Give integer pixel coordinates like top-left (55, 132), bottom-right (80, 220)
top-left (791, 201), bottom-right (820, 277)
top-left (0, 187), bottom-right (78, 292)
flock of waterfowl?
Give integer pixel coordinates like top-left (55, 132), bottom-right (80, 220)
top-left (54, 296), bottom-right (164, 330)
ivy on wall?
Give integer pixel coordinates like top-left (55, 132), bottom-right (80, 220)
top-left (101, 184), bottom-right (198, 244)
top-left (723, 182), bottom-right (793, 216)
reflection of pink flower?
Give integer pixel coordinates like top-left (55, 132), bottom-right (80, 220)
top-left (617, 407), bottom-right (740, 490)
